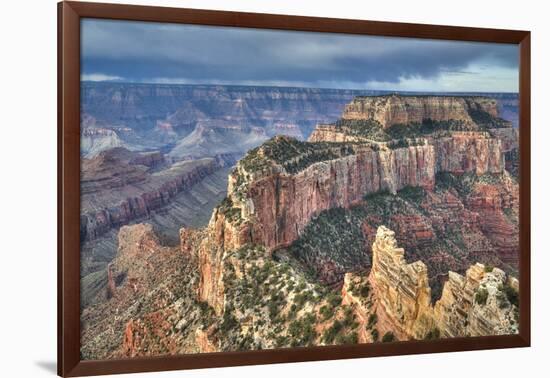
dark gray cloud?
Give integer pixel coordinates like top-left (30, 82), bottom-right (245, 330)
top-left (81, 19), bottom-right (518, 91)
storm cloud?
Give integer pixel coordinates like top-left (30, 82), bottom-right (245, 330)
top-left (81, 19), bottom-right (519, 92)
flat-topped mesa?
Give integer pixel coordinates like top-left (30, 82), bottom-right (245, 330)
top-left (222, 136), bottom-right (435, 249)
top-left (368, 226), bottom-right (519, 340)
top-left (341, 95), bottom-right (500, 129)
top-left (310, 95), bottom-right (506, 175)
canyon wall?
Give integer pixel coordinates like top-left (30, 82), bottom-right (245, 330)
top-left (81, 82), bottom-right (376, 137)
top-left (81, 155), bottom-right (220, 243)
top-left (81, 84), bottom-right (518, 160)
top-left (466, 177), bottom-right (520, 264)
top-left (433, 132), bottom-right (503, 174)
top-left (231, 134), bottom-right (502, 252)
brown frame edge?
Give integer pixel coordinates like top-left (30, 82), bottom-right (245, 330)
top-left (58, 1), bottom-right (531, 376)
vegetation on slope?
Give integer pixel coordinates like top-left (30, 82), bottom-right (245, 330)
top-left (217, 245), bottom-right (365, 350)
top-left (467, 109), bottom-right (511, 129)
top-left (240, 136), bottom-right (357, 174)
top-left (282, 171), bottom-right (516, 301)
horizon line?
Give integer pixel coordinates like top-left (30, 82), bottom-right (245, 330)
top-left (80, 80), bottom-right (519, 95)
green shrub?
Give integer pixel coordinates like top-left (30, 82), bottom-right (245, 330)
top-left (367, 313), bottom-right (377, 329)
top-left (328, 293), bottom-right (342, 308)
top-left (504, 284), bottom-right (519, 307)
top-left (382, 332), bottom-right (396, 343)
top-left (424, 328), bottom-right (441, 340)
top-left (475, 287), bottom-right (489, 305)
top-left (336, 331), bottom-right (359, 345)
top-left (342, 307), bottom-right (356, 328)
top-left (288, 313), bottom-right (317, 347)
top-left (320, 305), bottom-right (333, 321)
top-left (398, 186), bottom-right (426, 203)
top-left (371, 329), bottom-right (379, 342)
top-left (220, 311), bottom-right (238, 333)
top-left (323, 320), bottom-right (343, 344)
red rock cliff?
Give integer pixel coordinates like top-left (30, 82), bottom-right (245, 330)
top-left (244, 145), bottom-right (435, 250)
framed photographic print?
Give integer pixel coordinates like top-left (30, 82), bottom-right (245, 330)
top-left (58, 1), bottom-right (531, 376)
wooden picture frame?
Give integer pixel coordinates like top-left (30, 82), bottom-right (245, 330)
top-left (58, 1), bottom-right (531, 376)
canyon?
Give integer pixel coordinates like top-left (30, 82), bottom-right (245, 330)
top-left (80, 147), bottom-right (233, 306)
top-left (80, 93), bottom-right (520, 359)
top-left (81, 83), bottom-right (518, 159)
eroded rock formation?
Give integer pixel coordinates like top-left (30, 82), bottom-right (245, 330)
top-left (196, 95), bottom-right (515, 312)
top-left (367, 226), bottom-right (519, 340)
top-left (368, 226), bottom-right (435, 339)
top-left (244, 144), bottom-right (436, 251)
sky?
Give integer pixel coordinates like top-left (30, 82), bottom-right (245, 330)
top-left (81, 19), bottom-right (519, 93)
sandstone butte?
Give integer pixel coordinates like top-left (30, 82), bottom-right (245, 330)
top-left (194, 95), bottom-right (516, 315)
top-left (340, 95), bottom-right (498, 128)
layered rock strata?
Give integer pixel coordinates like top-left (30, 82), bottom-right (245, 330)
top-left (433, 132), bottom-right (503, 175)
top-left (368, 226), bottom-right (434, 340)
top-left (81, 224), bottom-right (202, 359)
top-left (80, 148), bottom-right (221, 243)
top-left (341, 95), bottom-right (498, 129)
top-left (244, 144), bottom-right (436, 251)
top-left (368, 226), bottom-right (519, 340)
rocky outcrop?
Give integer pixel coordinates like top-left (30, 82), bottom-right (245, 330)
top-left (219, 134), bottom-right (503, 253)
top-left (367, 226), bottom-right (519, 340)
top-left (368, 226), bottom-right (435, 340)
top-left (342, 95), bottom-right (498, 129)
top-left (341, 273), bottom-right (375, 343)
top-left (196, 207), bottom-right (254, 314)
top-left (81, 127), bottom-right (125, 158)
top-left (195, 327), bottom-right (219, 353)
top-left (310, 130), bottom-right (503, 176)
top-left (489, 128), bottom-right (519, 152)
top-left (433, 132), bottom-right (503, 174)
top-left (308, 126), bottom-right (366, 143)
top-left (129, 151), bottom-right (166, 169)
top-left (81, 224), bottom-right (202, 360)
top-left (434, 264), bottom-right (519, 337)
